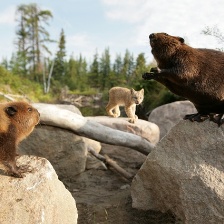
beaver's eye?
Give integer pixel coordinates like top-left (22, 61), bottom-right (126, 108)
top-left (28, 107), bottom-right (33, 112)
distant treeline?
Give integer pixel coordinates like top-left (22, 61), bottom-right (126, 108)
top-left (0, 3), bottom-right (183, 115)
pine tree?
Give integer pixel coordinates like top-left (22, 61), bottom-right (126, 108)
top-left (89, 51), bottom-right (100, 89)
top-left (110, 54), bottom-right (125, 87)
top-left (77, 54), bottom-right (88, 92)
top-left (131, 53), bottom-right (147, 85)
top-left (53, 29), bottom-right (66, 82)
top-left (122, 49), bottom-right (135, 86)
top-left (15, 3), bottom-right (54, 80)
top-left (99, 48), bottom-right (111, 91)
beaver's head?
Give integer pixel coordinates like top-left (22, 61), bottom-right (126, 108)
top-left (5, 101), bottom-right (40, 142)
top-left (149, 33), bottom-right (185, 58)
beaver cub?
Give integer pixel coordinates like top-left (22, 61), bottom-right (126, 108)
top-left (143, 32), bottom-right (224, 125)
top-left (0, 101), bottom-right (40, 177)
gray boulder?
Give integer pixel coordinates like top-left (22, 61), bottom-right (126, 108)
top-left (0, 155), bottom-right (78, 224)
top-left (19, 125), bottom-right (88, 179)
top-left (131, 120), bottom-right (224, 223)
top-left (148, 101), bottom-right (197, 139)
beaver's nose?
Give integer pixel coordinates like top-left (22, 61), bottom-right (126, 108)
top-left (149, 33), bottom-right (155, 39)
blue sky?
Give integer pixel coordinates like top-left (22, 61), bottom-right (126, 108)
top-left (0, 0), bottom-right (223, 64)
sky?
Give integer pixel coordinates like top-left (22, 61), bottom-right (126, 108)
top-left (0, 0), bottom-right (223, 64)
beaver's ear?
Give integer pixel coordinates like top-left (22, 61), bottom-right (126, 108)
top-left (179, 37), bottom-right (184, 43)
top-left (5, 106), bottom-right (18, 116)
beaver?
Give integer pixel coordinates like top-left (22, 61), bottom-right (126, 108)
top-left (142, 32), bottom-right (224, 125)
top-left (0, 101), bottom-right (40, 177)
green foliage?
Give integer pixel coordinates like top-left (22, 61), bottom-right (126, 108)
top-left (64, 55), bottom-right (88, 91)
top-left (99, 48), bottom-right (111, 91)
top-left (0, 65), bottom-right (54, 102)
top-left (88, 52), bottom-right (100, 89)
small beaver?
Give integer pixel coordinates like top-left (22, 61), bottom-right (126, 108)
top-left (143, 32), bottom-right (224, 125)
top-left (0, 101), bottom-right (40, 177)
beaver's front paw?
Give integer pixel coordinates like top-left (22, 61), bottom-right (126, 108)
top-left (142, 67), bottom-right (161, 80)
top-left (184, 113), bottom-right (209, 122)
top-left (150, 67), bottom-right (160, 73)
top-left (142, 72), bottom-right (155, 80)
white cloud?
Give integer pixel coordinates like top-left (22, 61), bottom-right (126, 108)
top-left (67, 34), bottom-right (92, 48)
top-left (66, 33), bottom-right (98, 61)
top-left (101, 0), bottom-right (224, 58)
top-left (0, 6), bottom-right (16, 25)
top-left (101, 0), bottom-right (147, 23)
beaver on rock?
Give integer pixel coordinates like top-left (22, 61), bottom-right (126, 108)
top-left (0, 101), bottom-right (40, 177)
top-left (142, 32), bottom-right (224, 125)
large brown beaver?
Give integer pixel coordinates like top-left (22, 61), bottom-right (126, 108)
top-left (0, 101), bottom-right (40, 177)
top-left (142, 32), bottom-right (224, 125)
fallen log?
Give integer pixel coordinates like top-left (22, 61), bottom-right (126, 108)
top-left (33, 103), bottom-right (154, 155)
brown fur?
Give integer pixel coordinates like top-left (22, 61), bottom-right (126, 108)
top-left (0, 101), bottom-right (40, 177)
top-left (106, 87), bottom-right (144, 123)
top-left (143, 32), bottom-right (224, 124)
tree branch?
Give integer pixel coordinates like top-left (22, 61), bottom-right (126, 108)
top-left (88, 147), bottom-right (133, 180)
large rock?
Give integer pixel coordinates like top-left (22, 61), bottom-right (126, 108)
top-left (131, 120), bottom-right (224, 223)
top-left (19, 125), bottom-right (88, 178)
top-left (0, 155), bottom-right (78, 224)
top-left (20, 125), bottom-right (103, 176)
top-left (148, 101), bottom-right (197, 139)
top-left (86, 116), bottom-right (160, 144)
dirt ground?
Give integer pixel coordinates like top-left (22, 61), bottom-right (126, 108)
top-left (61, 143), bottom-right (177, 224)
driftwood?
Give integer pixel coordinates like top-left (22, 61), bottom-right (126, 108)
top-left (0, 92), bottom-right (15, 101)
top-left (104, 155), bottom-right (133, 180)
top-left (88, 147), bottom-right (133, 180)
top-left (33, 103), bottom-right (154, 155)
top-left (0, 92), bottom-right (31, 102)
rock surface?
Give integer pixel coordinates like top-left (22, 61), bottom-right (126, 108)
top-left (20, 125), bottom-right (103, 176)
top-left (131, 120), bottom-right (224, 223)
top-left (148, 100), bottom-right (197, 139)
top-left (19, 125), bottom-right (88, 178)
top-left (0, 155), bottom-right (78, 224)
top-left (86, 116), bottom-right (160, 144)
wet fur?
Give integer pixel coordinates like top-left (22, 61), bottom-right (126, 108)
top-left (143, 32), bottom-right (224, 124)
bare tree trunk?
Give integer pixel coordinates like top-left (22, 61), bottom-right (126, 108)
top-left (46, 60), bottom-right (55, 93)
top-left (43, 58), bottom-right (47, 93)
top-left (33, 103), bottom-right (154, 155)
